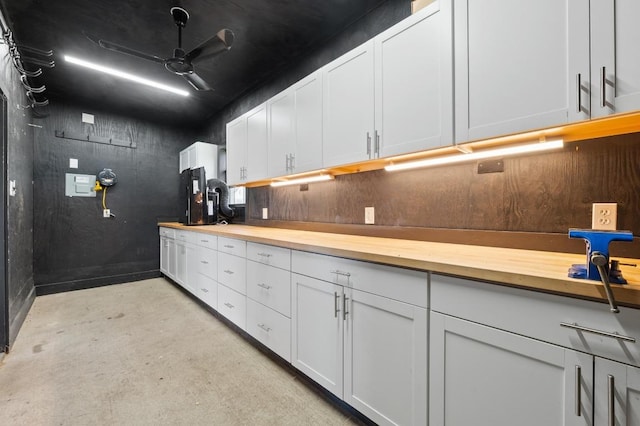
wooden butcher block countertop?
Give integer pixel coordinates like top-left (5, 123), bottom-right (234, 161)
top-left (159, 222), bottom-right (640, 308)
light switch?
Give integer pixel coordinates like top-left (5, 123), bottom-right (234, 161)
top-left (69, 158), bottom-right (78, 169)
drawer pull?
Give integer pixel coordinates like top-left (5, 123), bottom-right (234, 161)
top-left (201, 288), bottom-right (209, 293)
top-left (257, 252), bottom-right (272, 258)
top-left (224, 244), bottom-right (234, 249)
top-left (575, 365), bottom-right (581, 417)
top-left (224, 302), bottom-right (234, 309)
top-left (200, 260), bottom-right (209, 264)
top-left (224, 269), bottom-right (234, 275)
top-left (560, 322), bottom-right (636, 342)
top-left (200, 239), bottom-right (209, 243)
top-left (330, 270), bottom-right (351, 278)
top-left (257, 323), bottom-right (271, 332)
top-left (257, 283), bottom-right (272, 290)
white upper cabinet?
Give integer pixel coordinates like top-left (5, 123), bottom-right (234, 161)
top-left (267, 89), bottom-right (295, 178)
top-left (226, 115), bottom-right (247, 186)
top-left (590, 0), bottom-right (640, 118)
top-left (179, 142), bottom-right (219, 180)
top-left (246, 103), bottom-right (269, 182)
top-left (322, 40), bottom-right (375, 167)
top-left (453, 0), bottom-right (590, 142)
top-left (375, 1), bottom-right (453, 157)
top-left (292, 71), bottom-right (323, 174)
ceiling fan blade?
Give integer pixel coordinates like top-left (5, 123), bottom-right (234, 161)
top-left (182, 72), bottom-right (213, 91)
top-left (95, 38), bottom-right (165, 64)
top-left (185, 29), bottom-right (234, 63)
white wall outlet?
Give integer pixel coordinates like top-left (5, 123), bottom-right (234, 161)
top-left (262, 207), bottom-right (268, 220)
top-left (69, 158), bottom-right (78, 169)
top-left (365, 207), bottom-right (375, 225)
top-left (592, 203), bottom-right (617, 230)
top-left (103, 209), bottom-right (110, 218)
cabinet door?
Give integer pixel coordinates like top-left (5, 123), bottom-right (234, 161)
top-left (179, 148), bottom-right (190, 173)
top-left (591, 0), bottom-right (640, 118)
top-left (374, 1), bottom-right (453, 158)
top-left (430, 312), bottom-right (592, 426)
top-left (175, 241), bottom-right (188, 288)
top-left (322, 41), bottom-right (375, 167)
top-left (246, 103), bottom-right (269, 181)
top-left (160, 237), bottom-right (169, 275)
top-left (291, 273), bottom-right (344, 398)
top-left (293, 71), bottom-right (323, 173)
top-left (267, 90), bottom-right (294, 178)
top-left (344, 289), bottom-right (427, 426)
top-left (453, 0), bottom-right (590, 142)
top-left (594, 358), bottom-right (640, 426)
top-left (166, 239), bottom-right (176, 278)
top-left (226, 116), bottom-right (247, 185)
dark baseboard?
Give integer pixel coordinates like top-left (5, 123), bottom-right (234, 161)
top-left (35, 270), bottom-right (162, 296)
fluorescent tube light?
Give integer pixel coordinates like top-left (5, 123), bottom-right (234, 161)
top-left (271, 174), bottom-right (334, 187)
top-left (385, 139), bottom-right (564, 172)
top-left (64, 55), bottom-right (189, 97)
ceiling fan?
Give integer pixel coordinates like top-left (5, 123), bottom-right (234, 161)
top-left (86, 7), bottom-right (234, 91)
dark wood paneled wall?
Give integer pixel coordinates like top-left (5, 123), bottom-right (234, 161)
top-left (0, 46), bottom-right (36, 347)
top-left (247, 133), bottom-right (640, 257)
top-left (32, 101), bottom-right (201, 294)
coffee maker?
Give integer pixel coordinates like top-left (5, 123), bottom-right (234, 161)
top-left (179, 167), bottom-right (217, 225)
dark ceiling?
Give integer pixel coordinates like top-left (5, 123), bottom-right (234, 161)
top-left (2, 0), bottom-right (390, 128)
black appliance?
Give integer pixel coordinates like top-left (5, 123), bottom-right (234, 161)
top-left (179, 167), bottom-right (217, 225)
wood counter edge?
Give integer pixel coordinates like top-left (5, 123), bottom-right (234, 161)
top-left (158, 222), bottom-right (640, 308)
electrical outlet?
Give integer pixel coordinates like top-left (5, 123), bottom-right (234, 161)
top-left (262, 207), bottom-right (268, 219)
top-left (365, 207), bottom-right (375, 225)
top-left (592, 203), bottom-right (617, 230)
top-left (103, 209), bottom-right (110, 218)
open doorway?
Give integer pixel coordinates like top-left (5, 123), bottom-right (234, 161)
top-left (0, 90), bottom-right (7, 352)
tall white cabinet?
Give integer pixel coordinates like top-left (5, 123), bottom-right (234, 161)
top-left (453, 0), bottom-right (590, 142)
top-left (226, 116), bottom-right (247, 185)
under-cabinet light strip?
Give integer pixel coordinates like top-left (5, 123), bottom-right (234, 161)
top-left (64, 55), bottom-right (190, 97)
top-left (270, 174), bottom-right (334, 187)
top-left (385, 139), bottom-right (564, 172)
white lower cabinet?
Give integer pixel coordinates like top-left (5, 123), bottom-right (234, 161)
top-left (246, 298), bottom-right (291, 361)
top-left (159, 229), bottom-right (176, 279)
top-left (430, 274), bottom-right (640, 426)
top-left (291, 262), bottom-right (428, 426)
top-left (217, 283), bottom-right (246, 330)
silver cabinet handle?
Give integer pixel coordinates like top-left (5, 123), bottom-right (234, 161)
top-left (560, 322), bottom-right (635, 342)
top-left (575, 365), bottom-right (581, 417)
top-left (289, 153), bottom-right (295, 171)
top-left (257, 323), bottom-right (271, 332)
top-left (366, 132), bottom-right (371, 157)
top-left (374, 130), bottom-right (380, 157)
top-left (200, 260), bottom-right (209, 264)
top-left (257, 283), bottom-right (272, 290)
top-left (257, 252), bottom-right (272, 258)
top-left (223, 244), bottom-right (234, 249)
top-left (600, 66), bottom-right (606, 108)
top-left (334, 292), bottom-right (340, 318)
top-left (343, 295), bottom-right (349, 320)
top-left (330, 270), bottom-right (351, 277)
top-left (201, 288), bottom-right (209, 293)
top-left (224, 302), bottom-right (234, 309)
top-left (285, 154), bottom-right (290, 172)
top-left (607, 374), bottom-right (615, 426)
top-left (223, 269), bottom-right (234, 275)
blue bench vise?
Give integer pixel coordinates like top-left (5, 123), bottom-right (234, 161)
top-left (568, 229), bottom-right (634, 284)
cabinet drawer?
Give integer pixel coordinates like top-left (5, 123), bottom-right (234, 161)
top-left (247, 242), bottom-right (291, 270)
top-left (218, 237), bottom-right (246, 257)
top-left (246, 298), bottom-right (291, 362)
top-left (159, 227), bottom-right (175, 239)
top-left (194, 247), bottom-right (217, 280)
top-left (291, 250), bottom-right (428, 308)
top-left (194, 275), bottom-right (217, 309)
top-left (431, 274), bottom-right (640, 367)
top-left (247, 261), bottom-right (291, 317)
top-left (217, 283), bottom-right (246, 330)
top-left (218, 252), bottom-right (246, 295)
top-left (187, 232), bottom-right (217, 250)
top-left (175, 230), bottom-right (189, 243)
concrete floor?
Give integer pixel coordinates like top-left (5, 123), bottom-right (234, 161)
top-left (0, 278), bottom-right (361, 425)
